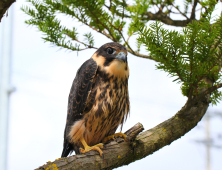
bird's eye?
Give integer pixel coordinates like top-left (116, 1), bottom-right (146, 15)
top-left (107, 47), bottom-right (115, 54)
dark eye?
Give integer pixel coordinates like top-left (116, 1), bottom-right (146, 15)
top-left (107, 47), bottom-right (115, 54)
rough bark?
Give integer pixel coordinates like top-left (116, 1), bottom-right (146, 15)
top-left (35, 86), bottom-right (211, 170)
top-left (0, 0), bottom-right (16, 22)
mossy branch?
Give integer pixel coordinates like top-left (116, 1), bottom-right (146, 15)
top-left (35, 82), bottom-right (222, 170)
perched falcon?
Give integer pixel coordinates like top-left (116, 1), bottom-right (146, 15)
top-left (61, 42), bottom-right (130, 157)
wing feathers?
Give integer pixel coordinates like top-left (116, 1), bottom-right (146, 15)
top-left (61, 58), bottom-right (97, 157)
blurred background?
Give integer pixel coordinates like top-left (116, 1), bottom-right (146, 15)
top-left (0, 1), bottom-right (222, 170)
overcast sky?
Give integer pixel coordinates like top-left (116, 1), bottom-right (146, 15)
top-left (0, 1), bottom-right (222, 170)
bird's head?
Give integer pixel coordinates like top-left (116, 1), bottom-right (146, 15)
top-left (92, 42), bottom-right (129, 79)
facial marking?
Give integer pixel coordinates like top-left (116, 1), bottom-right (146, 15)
top-left (91, 43), bottom-right (129, 79)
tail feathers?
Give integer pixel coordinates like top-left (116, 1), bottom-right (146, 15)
top-left (61, 142), bottom-right (73, 157)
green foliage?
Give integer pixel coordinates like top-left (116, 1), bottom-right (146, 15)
top-left (22, 0), bottom-right (82, 50)
top-left (137, 10), bottom-right (222, 104)
top-left (83, 32), bottom-right (94, 47)
top-left (21, 0), bottom-right (127, 51)
top-left (22, 0), bottom-right (222, 105)
top-left (127, 0), bottom-right (150, 36)
top-left (211, 90), bottom-right (222, 106)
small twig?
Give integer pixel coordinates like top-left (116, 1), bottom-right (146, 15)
top-left (124, 122), bottom-right (144, 141)
top-left (65, 34), bottom-right (98, 50)
top-left (171, 2), bottom-right (189, 19)
top-left (126, 47), bottom-right (155, 60)
top-left (190, 0), bottom-right (198, 20)
top-left (89, 9), bottom-right (118, 42)
top-left (126, 33), bottom-right (133, 43)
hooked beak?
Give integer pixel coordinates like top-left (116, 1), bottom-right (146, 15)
top-left (115, 52), bottom-right (127, 63)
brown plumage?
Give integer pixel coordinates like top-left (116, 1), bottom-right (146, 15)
top-left (61, 42), bottom-right (130, 157)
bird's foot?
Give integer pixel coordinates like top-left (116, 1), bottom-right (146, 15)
top-left (79, 143), bottom-right (104, 157)
top-left (102, 132), bottom-right (129, 143)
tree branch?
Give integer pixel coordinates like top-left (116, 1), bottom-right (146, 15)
top-left (141, 11), bottom-right (192, 27)
top-left (0, 0), bottom-right (16, 22)
top-left (126, 47), bottom-right (155, 61)
top-left (111, 7), bottom-right (193, 27)
top-left (190, 0), bottom-right (198, 20)
top-left (171, 2), bottom-right (189, 20)
top-left (36, 87), bottom-right (212, 170)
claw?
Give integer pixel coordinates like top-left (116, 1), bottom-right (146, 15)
top-left (103, 132), bottom-right (128, 143)
top-left (80, 137), bottom-right (104, 158)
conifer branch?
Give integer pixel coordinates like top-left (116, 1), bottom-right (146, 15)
top-left (65, 34), bottom-right (97, 50)
top-left (172, 51), bottom-right (185, 82)
top-left (137, 11), bottom-right (192, 27)
top-left (20, 1), bottom-right (222, 169)
top-left (88, 9), bottom-right (118, 42)
top-left (22, 0), bottom-right (222, 102)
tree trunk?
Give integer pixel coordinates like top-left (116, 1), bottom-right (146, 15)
top-left (0, 0), bottom-right (16, 22)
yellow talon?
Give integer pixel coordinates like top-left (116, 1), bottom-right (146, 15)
top-left (79, 137), bottom-right (104, 157)
top-left (103, 132), bottom-right (128, 143)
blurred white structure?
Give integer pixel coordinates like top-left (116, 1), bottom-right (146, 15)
top-left (0, 6), bottom-right (14, 170)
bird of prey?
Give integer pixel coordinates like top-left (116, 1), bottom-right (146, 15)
top-left (61, 42), bottom-right (130, 157)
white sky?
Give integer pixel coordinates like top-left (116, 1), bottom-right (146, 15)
top-left (0, 1), bottom-right (222, 170)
